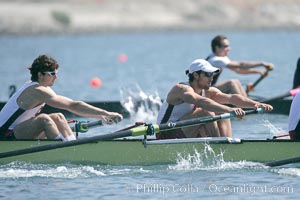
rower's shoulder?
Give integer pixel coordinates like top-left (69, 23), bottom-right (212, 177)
top-left (28, 85), bottom-right (56, 98)
top-left (172, 82), bottom-right (192, 92)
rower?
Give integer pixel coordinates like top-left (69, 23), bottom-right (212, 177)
top-left (293, 57), bottom-right (300, 89)
top-left (288, 92), bottom-right (300, 140)
top-left (0, 55), bottom-right (123, 141)
top-left (206, 35), bottom-right (273, 96)
top-left (288, 58), bottom-right (300, 140)
top-left (156, 59), bottom-right (273, 139)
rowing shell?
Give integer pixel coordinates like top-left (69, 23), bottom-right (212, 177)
top-left (0, 137), bottom-right (298, 165)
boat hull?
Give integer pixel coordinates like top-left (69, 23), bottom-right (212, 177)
top-left (0, 138), bottom-right (298, 165)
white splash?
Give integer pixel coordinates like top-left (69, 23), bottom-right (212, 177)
top-left (0, 163), bottom-right (106, 178)
top-left (169, 143), bottom-right (225, 171)
top-left (272, 167), bottom-right (300, 177)
top-left (169, 143), bottom-right (264, 171)
top-left (120, 85), bottom-right (162, 123)
top-left (261, 119), bottom-right (288, 138)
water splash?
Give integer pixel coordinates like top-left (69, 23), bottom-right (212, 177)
top-left (169, 143), bottom-right (264, 171)
top-left (272, 167), bottom-right (300, 177)
top-left (120, 85), bottom-right (162, 123)
top-left (261, 119), bottom-right (288, 138)
top-left (0, 162), bottom-right (154, 179)
top-left (0, 162), bottom-right (106, 178)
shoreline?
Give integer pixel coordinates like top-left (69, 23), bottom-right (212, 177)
top-left (1, 0), bottom-right (300, 35)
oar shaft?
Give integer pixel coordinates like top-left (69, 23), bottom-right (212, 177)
top-left (265, 156), bottom-right (300, 167)
top-left (159, 108), bottom-right (262, 132)
top-left (262, 88), bottom-right (300, 103)
top-left (246, 75), bottom-right (266, 94)
top-left (246, 66), bottom-right (273, 94)
top-left (252, 75), bottom-right (266, 88)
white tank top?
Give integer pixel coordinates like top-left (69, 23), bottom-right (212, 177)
top-left (157, 84), bottom-right (206, 124)
top-left (288, 92), bottom-right (300, 131)
top-left (0, 81), bottom-right (45, 131)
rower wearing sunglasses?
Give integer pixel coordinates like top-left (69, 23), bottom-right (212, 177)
top-left (206, 35), bottom-right (273, 97)
top-left (156, 59), bottom-right (273, 139)
top-left (0, 54), bottom-right (123, 141)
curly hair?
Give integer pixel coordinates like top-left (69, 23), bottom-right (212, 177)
top-left (28, 55), bottom-right (59, 81)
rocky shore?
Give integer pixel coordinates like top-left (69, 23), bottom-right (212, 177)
top-left (1, 0), bottom-right (300, 35)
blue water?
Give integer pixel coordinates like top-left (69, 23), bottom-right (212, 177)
top-left (0, 31), bottom-right (300, 199)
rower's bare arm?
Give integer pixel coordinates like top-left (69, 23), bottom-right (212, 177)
top-left (181, 90), bottom-right (233, 113)
top-left (39, 88), bottom-right (122, 122)
top-left (228, 61), bottom-right (273, 75)
top-left (219, 93), bottom-right (273, 112)
top-left (229, 61), bottom-right (273, 69)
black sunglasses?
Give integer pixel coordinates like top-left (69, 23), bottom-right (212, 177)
top-left (220, 44), bottom-right (229, 48)
top-left (202, 72), bottom-right (214, 78)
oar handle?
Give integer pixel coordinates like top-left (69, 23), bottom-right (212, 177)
top-left (220, 108), bottom-right (264, 119)
top-left (71, 120), bottom-right (104, 133)
top-left (71, 117), bottom-right (121, 133)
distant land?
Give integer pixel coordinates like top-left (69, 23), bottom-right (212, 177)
top-left (1, 0), bottom-right (300, 35)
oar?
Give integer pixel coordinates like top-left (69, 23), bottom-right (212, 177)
top-left (261, 88), bottom-right (300, 103)
top-left (265, 156), bottom-right (300, 167)
top-left (246, 65), bottom-right (273, 94)
top-left (0, 108), bottom-right (264, 159)
top-left (71, 120), bottom-right (104, 133)
top-left (272, 133), bottom-right (289, 139)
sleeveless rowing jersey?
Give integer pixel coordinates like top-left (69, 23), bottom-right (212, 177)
top-left (206, 53), bottom-right (231, 85)
top-left (157, 83), bottom-right (206, 124)
top-left (288, 92), bottom-right (300, 131)
top-left (0, 81), bottom-right (45, 132)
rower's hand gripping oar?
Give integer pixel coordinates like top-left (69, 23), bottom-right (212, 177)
top-left (68, 118), bottom-right (119, 139)
top-left (246, 65), bottom-right (273, 94)
top-left (0, 108), bottom-right (264, 159)
top-left (158, 108), bottom-right (265, 132)
top-left (70, 116), bottom-right (122, 134)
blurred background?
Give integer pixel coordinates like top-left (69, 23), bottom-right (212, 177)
top-left (1, 0), bottom-right (300, 34)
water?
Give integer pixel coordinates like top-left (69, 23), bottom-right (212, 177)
top-left (0, 31), bottom-right (300, 199)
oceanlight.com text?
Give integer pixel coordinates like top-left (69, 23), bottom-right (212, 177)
top-left (208, 184), bottom-right (294, 195)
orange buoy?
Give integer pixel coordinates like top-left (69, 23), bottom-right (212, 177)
top-left (90, 77), bottom-right (102, 88)
top-left (118, 53), bottom-right (128, 63)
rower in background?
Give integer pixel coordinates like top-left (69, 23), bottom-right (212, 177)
top-left (293, 57), bottom-right (300, 89)
top-left (288, 58), bottom-right (300, 140)
top-left (288, 92), bottom-right (300, 140)
top-left (206, 35), bottom-right (273, 97)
